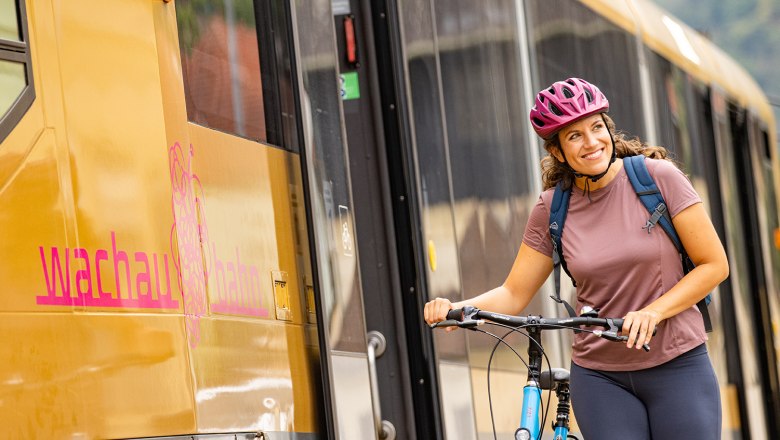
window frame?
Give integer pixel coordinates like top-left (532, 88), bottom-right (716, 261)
top-left (0, 0), bottom-right (35, 144)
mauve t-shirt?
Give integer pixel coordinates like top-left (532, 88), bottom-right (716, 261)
top-left (523, 158), bottom-right (707, 371)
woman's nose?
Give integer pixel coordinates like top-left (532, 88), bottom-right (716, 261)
top-left (583, 130), bottom-right (599, 147)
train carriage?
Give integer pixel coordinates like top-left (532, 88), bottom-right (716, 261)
top-left (0, 0), bottom-right (778, 438)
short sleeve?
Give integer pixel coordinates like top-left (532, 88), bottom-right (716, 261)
top-left (646, 158), bottom-right (701, 217)
top-left (522, 193), bottom-right (554, 257)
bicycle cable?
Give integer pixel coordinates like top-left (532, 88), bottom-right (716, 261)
top-left (473, 323), bottom-right (555, 440)
top-left (478, 320), bottom-right (624, 440)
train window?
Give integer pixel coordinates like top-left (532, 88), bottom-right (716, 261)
top-left (175, 0), bottom-right (296, 149)
top-left (646, 52), bottom-right (706, 175)
top-left (0, 0), bottom-right (34, 144)
top-left (525, 0), bottom-right (645, 138)
top-left (0, 60), bottom-right (25, 111)
top-left (0, 0), bottom-right (21, 41)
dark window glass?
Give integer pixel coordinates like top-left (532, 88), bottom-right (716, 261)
top-left (0, 0), bottom-right (34, 144)
top-left (526, 0), bottom-right (645, 138)
top-left (176, 0), bottom-right (296, 148)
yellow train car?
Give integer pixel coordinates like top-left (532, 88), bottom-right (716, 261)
top-left (1, 0), bottom-right (778, 439)
top-left (1, 0), bottom-right (322, 438)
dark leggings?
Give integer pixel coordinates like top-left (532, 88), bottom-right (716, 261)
top-left (570, 344), bottom-right (721, 439)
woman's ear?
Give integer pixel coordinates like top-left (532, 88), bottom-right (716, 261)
top-left (550, 146), bottom-right (565, 163)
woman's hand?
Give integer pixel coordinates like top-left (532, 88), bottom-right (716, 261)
top-left (622, 308), bottom-right (662, 349)
top-left (424, 297), bottom-right (455, 329)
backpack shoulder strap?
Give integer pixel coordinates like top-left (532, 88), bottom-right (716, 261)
top-left (623, 155), bottom-right (683, 252)
top-left (623, 155), bottom-right (713, 331)
top-left (549, 182), bottom-right (577, 318)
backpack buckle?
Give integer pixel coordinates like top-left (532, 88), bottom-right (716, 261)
top-left (642, 203), bottom-right (667, 234)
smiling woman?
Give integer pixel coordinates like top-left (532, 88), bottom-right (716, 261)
top-left (0, 0), bottom-right (34, 144)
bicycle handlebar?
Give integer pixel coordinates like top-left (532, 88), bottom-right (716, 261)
top-left (433, 306), bottom-right (652, 351)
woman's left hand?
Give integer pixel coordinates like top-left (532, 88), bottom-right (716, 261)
top-left (622, 309), bottom-right (663, 350)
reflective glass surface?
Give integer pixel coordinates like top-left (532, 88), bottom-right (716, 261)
top-left (0, 0), bottom-right (20, 42)
top-left (402, 0), bottom-right (537, 362)
top-left (176, 0), bottom-right (267, 142)
top-left (526, 0), bottom-right (645, 138)
top-left (0, 59), bottom-right (24, 119)
top-left (294, 0), bottom-right (366, 354)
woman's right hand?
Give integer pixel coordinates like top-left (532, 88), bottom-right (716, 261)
top-left (424, 297), bottom-right (455, 327)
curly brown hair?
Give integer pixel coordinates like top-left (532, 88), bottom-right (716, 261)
top-left (540, 114), bottom-right (669, 190)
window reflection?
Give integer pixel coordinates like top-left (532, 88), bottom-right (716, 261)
top-left (177, 0), bottom-right (267, 142)
top-left (0, 0), bottom-right (20, 42)
top-left (527, 0), bottom-right (645, 138)
top-left (0, 59), bottom-right (24, 120)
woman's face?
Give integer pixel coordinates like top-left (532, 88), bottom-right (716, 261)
top-left (553, 114), bottom-right (612, 176)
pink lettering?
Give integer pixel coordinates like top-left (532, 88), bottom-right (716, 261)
top-left (135, 252), bottom-right (151, 298)
top-left (112, 232), bottom-right (132, 299)
top-left (208, 245), bottom-right (269, 317)
top-left (37, 246), bottom-right (74, 305)
top-left (95, 249), bottom-right (111, 298)
top-left (37, 232), bottom-right (179, 310)
top-left (74, 248), bottom-right (92, 298)
top-left (227, 261), bottom-right (237, 305)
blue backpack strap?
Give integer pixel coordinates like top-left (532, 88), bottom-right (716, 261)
top-left (549, 182), bottom-right (577, 318)
top-left (623, 155), bottom-right (683, 251)
top-left (623, 155), bottom-right (713, 331)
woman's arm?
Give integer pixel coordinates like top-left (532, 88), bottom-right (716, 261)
top-left (423, 243), bottom-right (553, 326)
top-left (622, 202), bottom-right (729, 348)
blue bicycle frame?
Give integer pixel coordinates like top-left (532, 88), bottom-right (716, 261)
top-left (515, 327), bottom-right (572, 440)
top-left (518, 383), bottom-right (543, 439)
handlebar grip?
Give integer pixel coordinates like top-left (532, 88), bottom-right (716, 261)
top-left (446, 308), bottom-right (463, 321)
top-left (432, 319), bottom-right (460, 328)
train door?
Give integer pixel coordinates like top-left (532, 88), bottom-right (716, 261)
top-left (290, 0), bottom-right (445, 438)
top-left (330, 0), bottom-right (444, 438)
top-left (331, 0), bottom-right (543, 438)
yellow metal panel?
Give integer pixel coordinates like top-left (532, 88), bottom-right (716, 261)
top-left (46, 0), bottom-right (181, 313)
top-left (187, 125), bottom-right (280, 321)
top-left (0, 314), bottom-right (194, 438)
top-left (191, 317), bottom-right (319, 433)
top-left (0, 128), bottom-right (74, 312)
top-left (578, 0), bottom-right (637, 33)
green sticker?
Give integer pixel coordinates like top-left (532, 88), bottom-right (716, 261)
top-left (340, 72), bottom-right (360, 100)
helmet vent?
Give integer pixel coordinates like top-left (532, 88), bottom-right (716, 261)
top-left (532, 117), bottom-right (545, 127)
top-left (548, 102), bottom-right (563, 116)
top-left (548, 87), bottom-right (556, 95)
top-left (562, 86), bottom-right (574, 98)
top-left (584, 88), bottom-right (593, 102)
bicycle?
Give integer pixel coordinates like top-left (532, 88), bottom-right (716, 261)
top-left (431, 306), bottom-right (650, 440)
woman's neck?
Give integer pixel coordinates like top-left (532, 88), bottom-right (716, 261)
top-left (572, 158), bottom-right (624, 191)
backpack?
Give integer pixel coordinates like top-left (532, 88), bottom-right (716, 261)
top-left (548, 155), bottom-right (713, 332)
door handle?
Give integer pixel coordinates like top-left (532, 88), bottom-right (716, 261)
top-left (367, 331), bottom-right (396, 440)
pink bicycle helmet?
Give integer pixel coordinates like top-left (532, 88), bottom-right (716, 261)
top-left (529, 78), bottom-right (609, 139)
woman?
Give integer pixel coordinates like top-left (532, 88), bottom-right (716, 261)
top-left (424, 78), bottom-right (728, 439)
